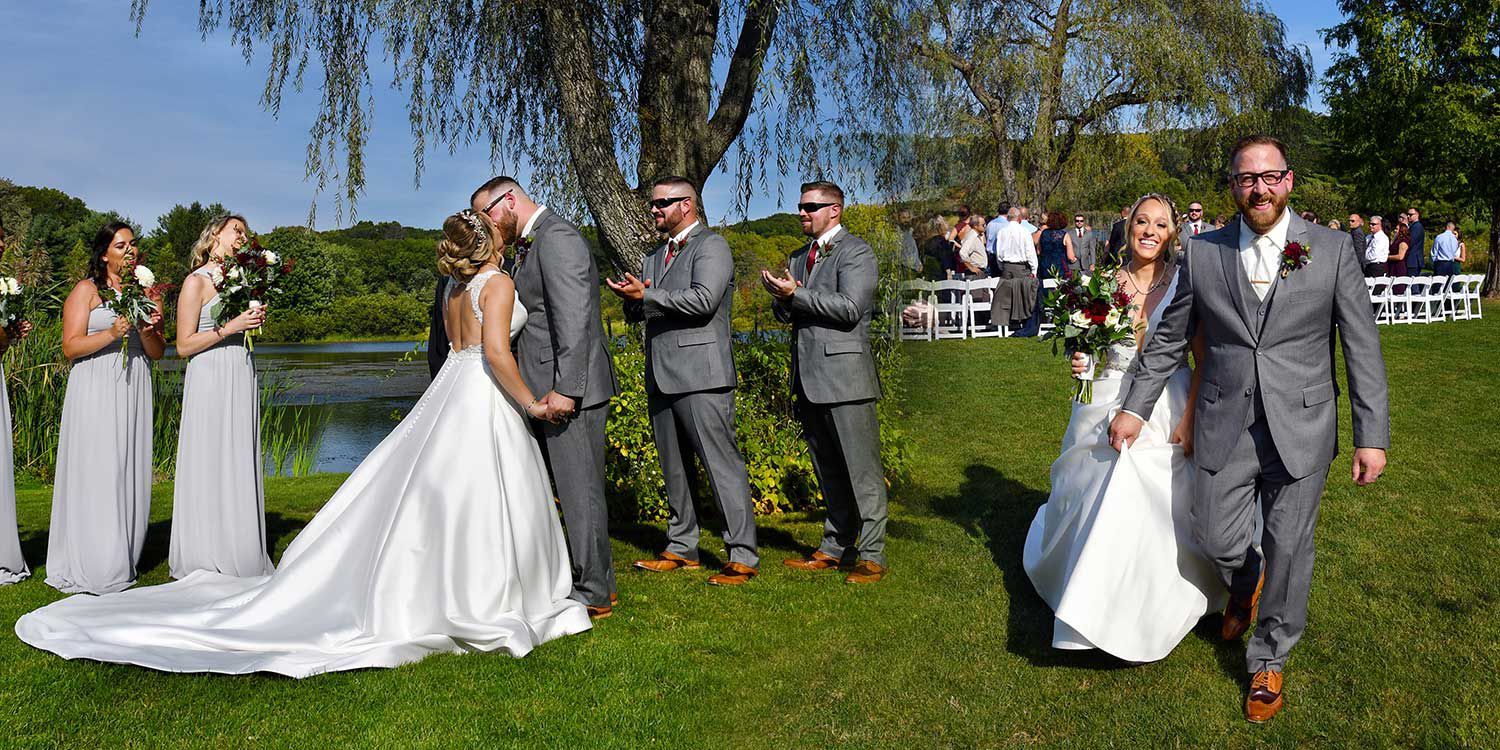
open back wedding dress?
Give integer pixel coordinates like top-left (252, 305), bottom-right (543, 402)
top-left (16, 271), bottom-right (590, 677)
top-left (1022, 270), bottom-right (1228, 663)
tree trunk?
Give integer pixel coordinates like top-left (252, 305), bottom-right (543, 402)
top-left (1484, 201), bottom-right (1499, 298)
top-left (1025, 0), bottom-right (1072, 212)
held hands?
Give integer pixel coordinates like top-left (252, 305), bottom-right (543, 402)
top-left (527, 391), bottom-right (577, 424)
top-left (1351, 447), bottom-right (1386, 486)
top-left (759, 268), bottom-right (799, 299)
top-left (1107, 411), bottom-right (1144, 452)
top-left (604, 274), bottom-right (649, 301)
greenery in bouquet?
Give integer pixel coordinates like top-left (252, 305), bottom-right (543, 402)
top-left (98, 253), bottom-right (171, 369)
top-left (1040, 260), bottom-right (1137, 403)
top-left (211, 234), bottom-right (296, 351)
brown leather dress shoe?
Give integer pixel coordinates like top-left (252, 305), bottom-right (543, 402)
top-left (844, 560), bottom-right (887, 584)
top-left (610, 592), bottom-right (619, 606)
top-left (707, 562), bottom-right (758, 587)
top-left (1245, 670), bottom-right (1284, 723)
top-left (633, 551), bottom-right (702, 573)
top-left (1222, 568), bottom-right (1266, 641)
top-left (587, 604), bottom-right (613, 620)
top-left (783, 551), bottom-right (848, 571)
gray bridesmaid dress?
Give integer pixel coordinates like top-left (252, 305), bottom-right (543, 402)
top-left (45, 304), bottom-right (154, 594)
top-left (0, 363), bottom-right (31, 584)
top-left (168, 268), bottom-right (273, 578)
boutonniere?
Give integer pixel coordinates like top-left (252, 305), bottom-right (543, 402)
top-left (512, 235), bottom-right (534, 269)
top-left (1280, 241), bottom-right (1311, 278)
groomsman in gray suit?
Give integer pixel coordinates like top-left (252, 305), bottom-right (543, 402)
top-left (470, 176), bottom-right (622, 619)
top-left (1110, 135), bottom-right (1389, 723)
top-left (761, 181), bottom-right (889, 585)
top-left (607, 176), bottom-right (759, 587)
top-left (1068, 213), bottom-right (1098, 273)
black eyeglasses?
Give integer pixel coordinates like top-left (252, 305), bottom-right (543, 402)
top-left (797, 201), bottom-right (838, 213)
top-left (1228, 170), bottom-right (1290, 188)
top-left (481, 189), bottom-right (514, 214)
top-left (648, 196), bottom-right (690, 210)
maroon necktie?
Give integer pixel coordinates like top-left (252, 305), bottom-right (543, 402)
top-left (805, 241), bottom-right (821, 275)
top-left (665, 239), bottom-right (680, 267)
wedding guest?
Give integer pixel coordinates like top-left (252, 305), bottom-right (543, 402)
top-left (1455, 227), bottom-right (1467, 269)
top-left (1364, 215), bottom-right (1390, 277)
top-left (609, 176), bottom-right (759, 586)
top-left (1107, 205), bottom-right (1130, 262)
top-left (1327, 219), bottom-right (1341, 231)
top-left (1299, 210), bottom-right (1319, 224)
top-left (168, 214), bottom-right (274, 580)
top-left (761, 181), bottom-right (889, 584)
top-left (1018, 206), bottom-right (1038, 237)
top-left (1178, 201), bottom-right (1209, 243)
top-left (896, 210), bottom-right (922, 273)
top-left (1348, 214), bottom-right (1369, 263)
top-left (46, 222), bottom-right (167, 594)
top-left (1213, 214), bottom-right (1228, 229)
top-left (1389, 217), bottom-right (1411, 278)
top-left (1013, 211), bottom-right (1075, 337)
top-left (920, 216), bottom-right (953, 281)
top-left (1069, 214), bottom-right (1098, 273)
top-left (986, 201), bottom-right (1010, 273)
top-left (1431, 221), bottom-right (1461, 278)
top-left (0, 216), bottom-right (34, 585)
top-left (992, 207), bottom-right (1038, 331)
top-left (956, 215), bottom-right (988, 278)
top-left (1405, 208), bottom-right (1426, 276)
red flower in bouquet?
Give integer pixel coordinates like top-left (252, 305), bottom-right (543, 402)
top-left (212, 234), bottom-right (296, 352)
top-left (1040, 259), bottom-right (1138, 403)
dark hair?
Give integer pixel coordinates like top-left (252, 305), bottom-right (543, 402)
top-left (1228, 134), bottom-right (1289, 169)
top-left (470, 175), bottom-right (521, 205)
top-left (997, 200), bottom-right (1011, 215)
top-left (88, 221), bottom-right (135, 287)
top-left (799, 180), bottom-right (844, 205)
top-left (651, 175), bottom-right (700, 206)
top-left (1044, 211), bottom-right (1067, 230)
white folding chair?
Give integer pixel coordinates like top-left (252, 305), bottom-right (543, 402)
top-left (1465, 275), bottom-right (1485, 319)
top-left (1404, 277), bottom-right (1432, 324)
top-left (1368, 276), bottom-right (1392, 325)
top-left (1388, 276), bottom-right (1414, 323)
top-left (1038, 277), bottom-right (1062, 335)
top-left (1425, 276), bottom-right (1451, 321)
top-left (933, 279), bottom-right (969, 339)
top-left (898, 280), bottom-right (936, 340)
top-left (966, 277), bottom-right (1006, 338)
top-left (1443, 274), bottom-right (1468, 321)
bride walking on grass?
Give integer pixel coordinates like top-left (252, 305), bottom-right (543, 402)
top-left (1022, 193), bottom-right (1228, 663)
top-left (16, 209), bottom-right (590, 677)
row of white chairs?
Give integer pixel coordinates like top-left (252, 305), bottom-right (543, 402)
top-left (1367, 274), bottom-right (1484, 325)
top-left (899, 277), bottom-right (1061, 341)
top-left (899, 274), bottom-right (1487, 340)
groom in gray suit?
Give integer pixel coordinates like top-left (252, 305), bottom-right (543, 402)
top-left (607, 176), bottom-right (759, 586)
top-left (1109, 135), bottom-right (1389, 722)
top-left (761, 181), bottom-right (889, 585)
top-left (471, 176), bottom-right (621, 619)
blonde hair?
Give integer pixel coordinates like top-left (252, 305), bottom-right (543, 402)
top-left (1127, 193), bottom-right (1180, 264)
top-left (190, 214), bottom-right (250, 268)
top-left (436, 210), bottom-right (500, 281)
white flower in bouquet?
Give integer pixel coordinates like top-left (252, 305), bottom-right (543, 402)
top-left (0, 277), bottom-right (20, 295)
top-left (1069, 310), bottom-right (1090, 328)
top-left (263, 250), bottom-right (279, 265)
top-left (208, 264), bottom-right (225, 286)
top-left (228, 266), bottom-right (244, 281)
top-left (1104, 308), bottom-right (1121, 328)
top-left (133, 265), bottom-right (156, 287)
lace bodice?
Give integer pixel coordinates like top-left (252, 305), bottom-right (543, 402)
top-left (444, 271), bottom-right (527, 360)
top-left (1102, 269), bottom-right (1182, 376)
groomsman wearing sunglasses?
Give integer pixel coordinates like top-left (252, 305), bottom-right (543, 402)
top-left (607, 177), bottom-right (760, 586)
top-left (761, 181), bottom-right (889, 584)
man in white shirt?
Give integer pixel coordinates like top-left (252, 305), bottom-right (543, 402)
top-left (991, 207), bottom-right (1038, 329)
top-left (1364, 215), bottom-right (1390, 276)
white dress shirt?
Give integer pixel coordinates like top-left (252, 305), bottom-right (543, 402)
top-left (814, 224), bottom-right (844, 247)
top-left (663, 220), bottom-right (700, 268)
top-left (958, 230), bottom-right (987, 274)
top-left (996, 222), bottom-right (1038, 273)
top-left (1239, 209), bottom-right (1291, 301)
top-left (1366, 230), bottom-right (1389, 266)
top-left (520, 205), bottom-right (548, 239)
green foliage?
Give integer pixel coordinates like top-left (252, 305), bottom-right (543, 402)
top-left (326, 293), bottom-right (429, 338)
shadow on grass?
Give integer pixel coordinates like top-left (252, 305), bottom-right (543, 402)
top-left (927, 462), bottom-right (1130, 671)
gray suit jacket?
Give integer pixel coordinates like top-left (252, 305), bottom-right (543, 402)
top-left (512, 210), bottom-right (620, 409)
top-left (1122, 215), bottom-right (1390, 479)
top-left (623, 223), bottom-right (737, 395)
top-left (773, 227), bottom-right (882, 404)
top-left (1070, 228), bottom-right (1099, 271)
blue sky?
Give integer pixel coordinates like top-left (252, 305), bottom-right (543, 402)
top-left (0, 0), bottom-right (1346, 232)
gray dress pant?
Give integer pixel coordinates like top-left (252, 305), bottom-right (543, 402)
top-left (1193, 415), bottom-right (1329, 674)
top-left (534, 402), bottom-right (616, 607)
top-left (796, 396), bottom-right (889, 567)
top-left (650, 388), bottom-right (758, 567)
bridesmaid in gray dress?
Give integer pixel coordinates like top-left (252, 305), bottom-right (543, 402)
top-left (168, 215), bottom-right (272, 578)
top-left (45, 222), bottom-right (168, 594)
top-left (0, 217), bottom-right (34, 585)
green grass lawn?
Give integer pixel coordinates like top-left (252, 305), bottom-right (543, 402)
top-left (1, 306), bottom-right (1497, 748)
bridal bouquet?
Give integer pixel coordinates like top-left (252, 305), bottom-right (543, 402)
top-left (99, 254), bottom-right (171, 369)
top-left (211, 235), bottom-right (295, 351)
top-left (1041, 265), bottom-right (1136, 403)
top-left (0, 277), bottom-right (23, 330)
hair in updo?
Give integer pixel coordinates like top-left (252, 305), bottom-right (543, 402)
top-left (436, 210), bottom-right (499, 282)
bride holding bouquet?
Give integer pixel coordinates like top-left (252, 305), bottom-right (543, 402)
top-left (1023, 193), bottom-right (1229, 663)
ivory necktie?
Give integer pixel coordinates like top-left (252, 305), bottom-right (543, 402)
top-left (1250, 236), bottom-right (1275, 300)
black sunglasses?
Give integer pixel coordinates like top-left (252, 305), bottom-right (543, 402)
top-left (648, 196), bottom-right (690, 210)
top-left (1189, 207), bottom-right (1203, 212)
top-left (797, 201), bottom-right (838, 213)
top-left (1228, 170), bottom-right (1290, 188)
top-left (482, 189), bottom-right (514, 214)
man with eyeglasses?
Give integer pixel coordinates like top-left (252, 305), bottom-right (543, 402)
top-left (1404, 208), bottom-right (1426, 276)
top-left (1069, 214), bottom-right (1098, 273)
top-left (760, 180), bottom-right (889, 585)
top-left (1109, 134), bottom-right (1388, 724)
top-left (607, 176), bottom-right (759, 587)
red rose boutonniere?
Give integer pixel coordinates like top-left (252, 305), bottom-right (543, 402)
top-left (1280, 241), bottom-right (1311, 279)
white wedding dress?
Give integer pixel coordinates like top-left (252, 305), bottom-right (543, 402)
top-left (16, 272), bottom-right (591, 677)
top-left (1022, 271), bottom-right (1228, 663)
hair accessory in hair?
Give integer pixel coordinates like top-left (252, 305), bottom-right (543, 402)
top-left (459, 209), bottom-right (487, 243)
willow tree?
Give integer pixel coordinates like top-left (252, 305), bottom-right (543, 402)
top-left (130, 0), bottom-right (903, 272)
top-left (897, 0), bottom-right (1311, 210)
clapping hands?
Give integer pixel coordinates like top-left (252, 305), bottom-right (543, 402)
top-left (759, 267), bottom-right (799, 299)
top-left (605, 273), bottom-right (649, 301)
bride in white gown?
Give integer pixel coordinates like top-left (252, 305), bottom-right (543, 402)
top-left (1023, 193), bottom-right (1228, 663)
top-left (16, 210), bottom-right (591, 677)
